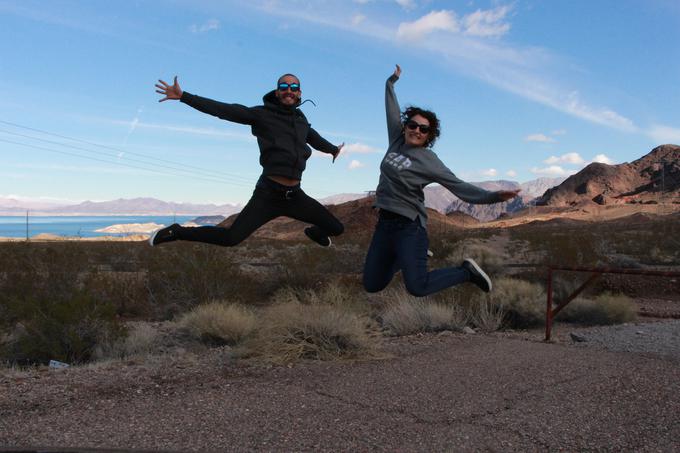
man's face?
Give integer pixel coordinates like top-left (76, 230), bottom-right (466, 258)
top-left (275, 75), bottom-right (301, 107)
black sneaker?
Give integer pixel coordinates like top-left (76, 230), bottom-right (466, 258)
top-left (462, 258), bottom-right (492, 292)
top-left (304, 226), bottom-right (331, 247)
top-left (149, 223), bottom-right (181, 246)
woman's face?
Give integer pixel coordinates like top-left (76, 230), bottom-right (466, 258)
top-left (403, 114), bottom-right (431, 148)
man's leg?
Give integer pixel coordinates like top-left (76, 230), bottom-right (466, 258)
top-left (152, 189), bottom-right (279, 247)
top-left (286, 190), bottom-right (344, 246)
top-left (396, 222), bottom-right (470, 297)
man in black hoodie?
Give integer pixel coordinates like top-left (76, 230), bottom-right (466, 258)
top-left (150, 74), bottom-right (344, 247)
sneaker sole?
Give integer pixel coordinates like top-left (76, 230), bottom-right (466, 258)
top-left (148, 229), bottom-right (161, 247)
top-left (464, 258), bottom-right (492, 292)
top-left (305, 228), bottom-right (332, 247)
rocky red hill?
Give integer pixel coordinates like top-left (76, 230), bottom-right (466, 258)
top-left (537, 144), bottom-right (680, 206)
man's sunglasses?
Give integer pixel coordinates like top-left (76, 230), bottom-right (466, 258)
top-left (278, 83), bottom-right (300, 92)
top-left (405, 120), bottom-right (431, 134)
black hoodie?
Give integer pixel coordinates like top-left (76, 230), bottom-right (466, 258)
top-left (180, 90), bottom-right (338, 181)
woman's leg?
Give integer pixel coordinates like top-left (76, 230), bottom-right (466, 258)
top-left (396, 223), bottom-right (470, 297)
top-left (362, 222), bottom-right (399, 293)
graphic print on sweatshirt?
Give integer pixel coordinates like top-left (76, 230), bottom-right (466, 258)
top-left (384, 152), bottom-right (412, 171)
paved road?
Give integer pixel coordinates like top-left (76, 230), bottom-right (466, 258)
top-left (2, 332), bottom-right (680, 452)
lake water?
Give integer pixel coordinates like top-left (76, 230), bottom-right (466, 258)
top-left (0, 215), bottom-right (196, 238)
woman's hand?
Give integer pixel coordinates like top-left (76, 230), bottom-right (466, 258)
top-left (393, 64), bottom-right (401, 79)
top-left (497, 189), bottom-right (521, 202)
top-left (156, 76), bottom-right (183, 102)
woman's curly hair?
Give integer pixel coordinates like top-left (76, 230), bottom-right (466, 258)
top-left (401, 106), bottom-right (441, 148)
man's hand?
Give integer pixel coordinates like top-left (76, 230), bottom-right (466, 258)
top-left (497, 189), bottom-right (521, 202)
top-left (393, 64), bottom-right (401, 79)
top-left (156, 76), bottom-right (183, 102)
top-left (333, 143), bottom-right (345, 163)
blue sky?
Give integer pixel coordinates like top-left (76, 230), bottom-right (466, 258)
top-left (1, 0), bottom-right (679, 205)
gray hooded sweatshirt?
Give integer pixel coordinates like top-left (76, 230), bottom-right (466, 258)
top-left (374, 74), bottom-right (502, 227)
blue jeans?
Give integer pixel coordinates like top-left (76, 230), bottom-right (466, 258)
top-left (362, 215), bottom-right (470, 297)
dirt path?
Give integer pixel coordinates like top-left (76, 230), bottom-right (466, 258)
top-left (2, 331), bottom-right (680, 452)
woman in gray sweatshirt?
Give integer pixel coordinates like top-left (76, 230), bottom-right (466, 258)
top-left (363, 65), bottom-right (519, 296)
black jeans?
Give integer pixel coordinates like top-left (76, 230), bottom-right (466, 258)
top-left (176, 176), bottom-right (344, 246)
top-left (363, 210), bottom-right (469, 297)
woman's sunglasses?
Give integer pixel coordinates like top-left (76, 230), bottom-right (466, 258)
top-left (278, 83), bottom-right (300, 92)
top-left (405, 120), bottom-right (431, 134)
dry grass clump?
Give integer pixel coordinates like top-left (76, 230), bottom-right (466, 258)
top-left (94, 322), bottom-right (160, 360)
top-left (558, 292), bottom-right (637, 325)
top-left (491, 278), bottom-right (545, 328)
top-left (269, 281), bottom-right (368, 315)
top-left (466, 295), bottom-right (505, 332)
top-left (379, 289), bottom-right (467, 336)
top-left (243, 301), bottom-right (376, 363)
top-left (179, 302), bottom-right (257, 346)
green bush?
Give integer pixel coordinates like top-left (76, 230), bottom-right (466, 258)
top-left (1, 290), bottom-right (124, 365)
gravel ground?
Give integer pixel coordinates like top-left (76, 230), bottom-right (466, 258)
top-left (2, 325), bottom-right (680, 453)
top-left (567, 319), bottom-right (680, 362)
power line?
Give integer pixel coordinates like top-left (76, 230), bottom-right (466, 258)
top-left (0, 119), bottom-right (257, 184)
top-left (0, 128), bottom-right (255, 186)
top-left (0, 137), bottom-right (253, 188)
top-left (0, 119), bottom-right (341, 197)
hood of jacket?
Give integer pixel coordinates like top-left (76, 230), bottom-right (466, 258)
top-left (262, 90), bottom-right (302, 113)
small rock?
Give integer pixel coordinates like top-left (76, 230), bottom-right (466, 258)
top-left (570, 332), bottom-right (587, 343)
top-left (463, 327), bottom-right (476, 334)
top-left (636, 330), bottom-right (645, 335)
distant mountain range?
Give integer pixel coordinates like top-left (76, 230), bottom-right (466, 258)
top-left (0, 197), bottom-right (242, 216)
top-left (6, 142), bottom-right (676, 220)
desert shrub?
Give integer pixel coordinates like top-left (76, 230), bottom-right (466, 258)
top-left (445, 242), bottom-right (505, 275)
top-left (243, 301), bottom-right (375, 363)
top-left (269, 280), bottom-right (368, 316)
top-left (0, 290), bottom-right (124, 365)
top-left (94, 322), bottom-right (160, 360)
top-left (491, 278), bottom-right (545, 328)
top-left (379, 288), bottom-right (467, 336)
top-left (558, 292), bottom-right (637, 325)
top-left (179, 302), bottom-right (258, 346)
top-left (466, 294), bottom-right (505, 332)
top-left (146, 245), bottom-right (261, 315)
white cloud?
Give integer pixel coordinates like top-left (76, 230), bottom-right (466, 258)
top-left (108, 120), bottom-right (254, 141)
top-left (591, 154), bottom-right (614, 164)
top-left (544, 152), bottom-right (584, 165)
top-left (647, 124), bottom-right (680, 144)
top-left (506, 170), bottom-right (517, 177)
top-left (342, 142), bottom-right (381, 154)
top-left (525, 133), bottom-right (555, 143)
top-left (348, 159), bottom-right (365, 170)
top-left (531, 165), bottom-right (575, 177)
top-left (190, 19), bottom-right (220, 33)
top-left (395, 0), bottom-right (416, 11)
top-left (397, 10), bottom-right (459, 40)
top-left (462, 6), bottom-right (511, 37)
top-left (481, 168), bottom-right (498, 177)
top-left (250, 3), bottom-right (641, 134)
top-left (351, 14), bottom-right (366, 26)
top-left (552, 129), bottom-right (567, 135)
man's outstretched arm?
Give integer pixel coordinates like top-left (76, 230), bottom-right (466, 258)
top-left (155, 76), bottom-right (257, 125)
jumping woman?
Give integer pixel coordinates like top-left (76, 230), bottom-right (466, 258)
top-left (363, 65), bottom-right (519, 296)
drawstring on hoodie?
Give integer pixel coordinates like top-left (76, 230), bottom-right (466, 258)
top-left (299, 99), bottom-right (317, 107)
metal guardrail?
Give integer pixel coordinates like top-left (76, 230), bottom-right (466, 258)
top-left (545, 266), bottom-right (680, 341)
